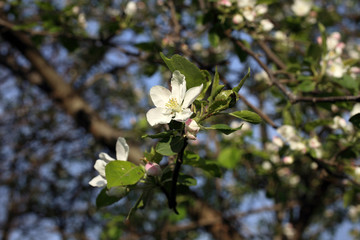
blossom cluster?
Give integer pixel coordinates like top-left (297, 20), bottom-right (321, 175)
top-left (318, 32), bottom-right (360, 78)
top-left (89, 71), bottom-right (203, 196)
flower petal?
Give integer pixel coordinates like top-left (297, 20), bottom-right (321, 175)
top-left (150, 86), bottom-right (171, 108)
top-left (171, 71), bottom-right (186, 104)
top-left (182, 84), bottom-right (203, 108)
top-left (116, 137), bottom-right (129, 161)
top-left (174, 108), bottom-right (193, 122)
top-left (89, 175), bottom-right (107, 187)
top-left (146, 107), bottom-right (173, 126)
top-left (98, 152), bottom-right (115, 162)
top-left (94, 159), bottom-right (107, 177)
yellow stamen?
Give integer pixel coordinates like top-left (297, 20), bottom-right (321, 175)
top-left (165, 97), bottom-right (181, 112)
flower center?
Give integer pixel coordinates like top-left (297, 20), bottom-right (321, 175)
top-left (165, 97), bottom-right (182, 113)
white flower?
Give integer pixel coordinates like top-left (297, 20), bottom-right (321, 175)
top-left (89, 137), bottom-right (129, 188)
top-left (326, 58), bottom-right (346, 78)
top-left (185, 119), bottom-right (200, 140)
top-left (146, 70), bottom-right (203, 126)
top-left (260, 19), bottom-right (274, 32)
top-left (277, 125), bottom-right (306, 152)
top-left (218, 0), bottom-right (232, 7)
top-left (274, 31), bottom-right (287, 41)
top-left (232, 14), bottom-right (244, 24)
top-left (331, 116), bottom-right (347, 129)
top-left (237, 0), bottom-right (256, 8)
top-left (78, 13), bottom-right (87, 29)
top-left (309, 137), bottom-right (321, 149)
top-left (283, 156), bottom-right (294, 164)
top-left (291, 0), bottom-right (312, 17)
top-left (355, 167), bottom-right (360, 176)
top-left (272, 136), bottom-right (284, 148)
top-left (350, 103), bottom-right (360, 118)
top-left (255, 5), bottom-right (268, 15)
top-left (262, 161), bottom-right (272, 171)
top-left (125, 1), bottom-right (137, 16)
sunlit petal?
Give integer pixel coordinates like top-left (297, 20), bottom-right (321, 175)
top-left (182, 84), bottom-right (203, 108)
top-left (94, 159), bottom-right (107, 177)
top-left (116, 137), bottom-right (129, 161)
top-left (146, 107), bottom-right (173, 126)
top-left (150, 86), bottom-right (171, 107)
top-left (89, 175), bottom-right (107, 187)
top-left (174, 108), bottom-right (193, 122)
top-left (171, 70), bottom-right (186, 104)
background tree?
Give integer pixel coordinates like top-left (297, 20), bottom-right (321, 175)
top-left (0, 0), bottom-right (360, 239)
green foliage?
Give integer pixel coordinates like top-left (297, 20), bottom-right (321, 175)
top-left (96, 188), bottom-right (127, 209)
top-left (229, 110), bottom-right (262, 124)
top-left (350, 113), bottom-right (360, 129)
top-left (160, 53), bottom-right (210, 91)
top-left (155, 136), bottom-right (185, 156)
top-left (105, 161), bottom-right (145, 188)
top-left (205, 123), bottom-right (243, 135)
top-left (217, 147), bottom-right (242, 169)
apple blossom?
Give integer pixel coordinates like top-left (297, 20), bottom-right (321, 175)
top-left (283, 156), bottom-right (294, 164)
top-left (145, 162), bottom-right (162, 176)
top-left (291, 0), bottom-right (312, 17)
top-left (232, 14), bottom-right (244, 25)
top-left (185, 119), bottom-right (200, 140)
top-left (89, 137), bottom-right (129, 188)
top-left (146, 70), bottom-right (203, 126)
top-left (277, 125), bottom-right (306, 152)
top-left (218, 0), bottom-right (232, 7)
top-left (272, 136), bottom-right (284, 148)
top-left (125, 1), bottom-right (137, 16)
top-left (260, 19), bottom-right (274, 32)
top-left (350, 103), bottom-right (360, 117)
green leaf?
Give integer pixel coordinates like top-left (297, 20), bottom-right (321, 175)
top-left (306, 43), bottom-right (322, 62)
top-left (233, 67), bottom-right (251, 93)
top-left (209, 67), bottom-right (224, 103)
top-left (155, 136), bottom-right (185, 156)
top-left (218, 147), bottom-right (242, 169)
top-left (178, 174), bottom-right (197, 186)
top-left (297, 80), bottom-right (316, 92)
top-left (205, 123), bottom-right (243, 135)
top-left (229, 110), bottom-right (262, 124)
top-left (143, 147), bottom-right (163, 164)
top-left (350, 113), bottom-right (360, 129)
top-left (209, 31), bottom-right (220, 47)
top-left (160, 53), bottom-right (208, 90)
top-left (334, 75), bottom-right (359, 92)
top-left (183, 151), bottom-right (222, 177)
top-left (142, 130), bottom-right (176, 139)
top-left (105, 161), bottom-right (144, 188)
top-left (96, 188), bottom-right (122, 209)
top-left (208, 90), bottom-right (237, 114)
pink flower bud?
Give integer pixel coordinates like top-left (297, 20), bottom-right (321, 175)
top-left (145, 162), bottom-right (162, 176)
top-left (185, 119), bottom-right (200, 140)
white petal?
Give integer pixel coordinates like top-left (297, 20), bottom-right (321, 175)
top-left (116, 137), bottom-right (129, 161)
top-left (94, 159), bottom-right (107, 177)
top-left (98, 152), bottom-right (115, 162)
top-left (146, 107), bottom-right (173, 126)
top-left (174, 108), bottom-right (193, 122)
top-left (89, 175), bottom-right (107, 187)
top-left (150, 86), bottom-right (171, 108)
top-left (182, 84), bottom-right (203, 108)
top-left (171, 71), bottom-right (186, 104)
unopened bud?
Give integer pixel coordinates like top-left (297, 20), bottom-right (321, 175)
top-left (145, 162), bottom-right (162, 176)
top-left (185, 119), bottom-right (200, 140)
